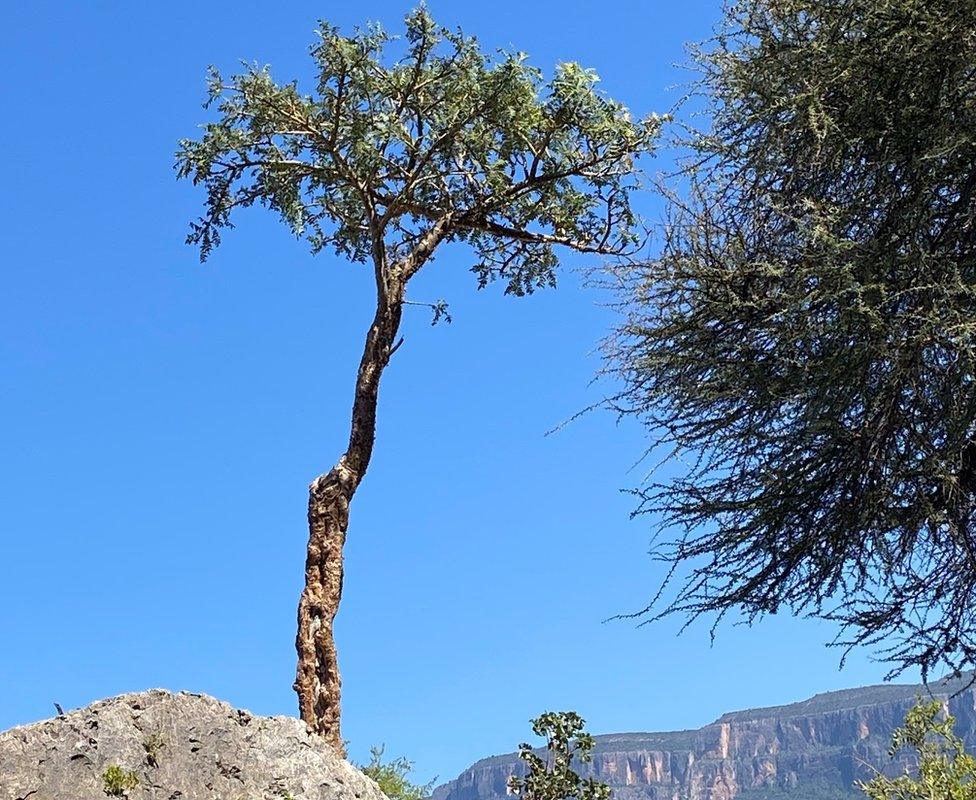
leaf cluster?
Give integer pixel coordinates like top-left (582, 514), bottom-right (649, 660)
top-left (605, 0), bottom-right (976, 679)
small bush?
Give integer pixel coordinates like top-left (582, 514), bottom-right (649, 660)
top-left (508, 711), bottom-right (610, 800)
top-left (360, 745), bottom-right (435, 800)
top-left (859, 699), bottom-right (976, 800)
top-left (102, 764), bottom-right (139, 796)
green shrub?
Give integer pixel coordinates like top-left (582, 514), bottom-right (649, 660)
top-left (102, 764), bottom-right (139, 796)
top-left (360, 745), bottom-right (435, 800)
top-left (508, 711), bottom-right (610, 800)
top-left (859, 700), bottom-right (976, 800)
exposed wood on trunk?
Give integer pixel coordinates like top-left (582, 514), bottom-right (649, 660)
top-left (294, 301), bottom-right (402, 754)
top-left (294, 217), bottom-right (451, 753)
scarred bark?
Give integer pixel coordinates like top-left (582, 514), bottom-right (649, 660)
top-left (294, 217), bottom-right (450, 754)
top-left (294, 463), bottom-right (355, 754)
top-left (294, 297), bottom-right (402, 754)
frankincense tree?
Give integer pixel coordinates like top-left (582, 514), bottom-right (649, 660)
top-left (178, 7), bottom-right (658, 751)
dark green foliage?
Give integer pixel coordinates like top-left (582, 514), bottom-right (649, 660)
top-left (360, 745), bottom-right (436, 800)
top-left (176, 6), bottom-right (659, 294)
top-left (859, 701), bottom-right (976, 800)
top-left (508, 712), bottom-right (611, 800)
top-left (605, 0), bottom-right (976, 679)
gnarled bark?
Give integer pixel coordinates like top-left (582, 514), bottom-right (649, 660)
top-left (295, 463), bottom-right (356, 754)
top-left (294, 220), bottom-right (451, 753)
top-left (294, 286), bottom-right (404, 754)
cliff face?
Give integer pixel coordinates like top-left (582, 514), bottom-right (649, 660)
top-left (432, 674), bottom-right (976, 800)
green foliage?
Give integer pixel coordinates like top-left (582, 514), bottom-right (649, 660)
top-left (360, 744), bottom-right (435, 800)
top-left (176, 5), bottom-right (659, 295)
top-left (508, 712), bottom-right (611, 800)
top-left (102, 764), bottom-right (139, 796)
top-left (605, 0), bottom-right (976, 679)
top-left (859, 701), bottom-right (976, 800)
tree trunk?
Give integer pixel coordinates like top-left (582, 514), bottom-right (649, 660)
top-left (294, 463), bottom-right (355, 754)
top-left (293, 218), bottom-right (450, 754)
top-left (294, 287), bottom-right (403, 755)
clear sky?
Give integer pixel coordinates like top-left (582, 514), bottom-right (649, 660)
top-left (1, 0), bottom-right (922, 788)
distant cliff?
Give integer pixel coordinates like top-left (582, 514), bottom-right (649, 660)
top-left (432, 674), bottom-right (976, 800)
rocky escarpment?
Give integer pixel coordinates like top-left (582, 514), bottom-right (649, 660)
top-left (0, 690), bottom-right (387, 800)
top-left (432, 674), bottom-right (976, 800)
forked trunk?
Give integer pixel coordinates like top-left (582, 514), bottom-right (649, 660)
top-left (293, 281), bottom-right (404, 755)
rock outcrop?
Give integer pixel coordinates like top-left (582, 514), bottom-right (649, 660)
top-left (431, 673), bottom-right (976, 800)
top-left (0, 689), bottom-right (387, 800)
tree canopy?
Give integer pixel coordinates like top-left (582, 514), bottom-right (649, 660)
top-left (178, 6), bottom-right (658, 295)
top-left (605, 0), bottom-right (976, 679)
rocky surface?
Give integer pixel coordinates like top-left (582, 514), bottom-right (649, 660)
top-left (431, 673), bottom-right (976, 800)
top-left (0, 689), bottom-right (387, 800)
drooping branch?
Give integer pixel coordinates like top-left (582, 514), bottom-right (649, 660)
top-left (603, 0), bottom-right (976, 681)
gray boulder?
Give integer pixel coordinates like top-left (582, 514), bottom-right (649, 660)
top-left (0, 689), bottom-right (387, 800)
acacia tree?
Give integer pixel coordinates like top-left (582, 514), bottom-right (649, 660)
top-left (604, 0), bottom-right (976, 679)
top-left (178, 8), bottom-right (658, 752)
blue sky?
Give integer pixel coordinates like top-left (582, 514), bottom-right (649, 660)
top-left (2, 0), bottom-right (920, 786)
